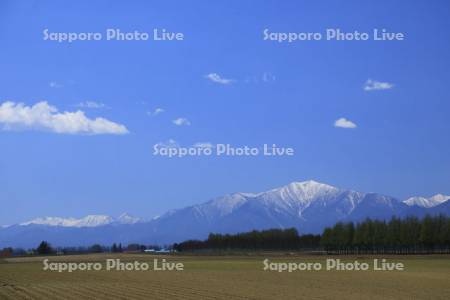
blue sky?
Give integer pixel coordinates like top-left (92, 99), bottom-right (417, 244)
top-left (1, 0), bottom-right (450, 225)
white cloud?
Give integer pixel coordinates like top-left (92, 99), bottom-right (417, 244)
top-left (173, 117), bottom-right (191, 126)
top-left (49, 81), bottom-right (63, 88)
top-left (205, 73), bottom-right (234, 85)
top-left (363, 79), bottom-right (394, 91)
top-left (0, 101), bottom-right (129, 135)
top-left (334, 117), bottom-right (357, 129)
top-left (76, 101), bottom-right (107, 109)
top-left (147, 108), bottom-right (165, 116)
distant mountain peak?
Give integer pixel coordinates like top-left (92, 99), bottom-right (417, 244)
top-left (2, 181), bottom-right (449, 248)
top-left (286, 180), bottom-right (337, 190)
top-left (265, 180), bottom-right (339, 204)
top-left (293, 179), bottom-right (325, 185)
top-left (403, 194), bottom-right (450, 208)
top-left (117, 213), bottom-right (141, 224)
top-left (20, 213), bottom-right (141, 228)
top-left (429, 194), bottom-right (450, 203)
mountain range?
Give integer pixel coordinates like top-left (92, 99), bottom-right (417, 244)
top-left (1, 180), bottom-right (449, 248)
top-left (19, 213), bottom-right (142, 228)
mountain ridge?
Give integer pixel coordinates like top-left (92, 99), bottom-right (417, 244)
top-left (1, 180), bottom-right (449, 248)
top-left (18, 213), bottom-right (141, 228)
top-left (403, 194), bottom-right (450, 208)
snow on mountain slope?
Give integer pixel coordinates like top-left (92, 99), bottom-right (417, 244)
top-left (3, 180), bottom-right (449, 248)
top-left (117, 213), bottom-right (141, 224)
top-left (153, 180), bottom-right (369, 236)
top-left (403, 194), bottom-right (450, 208)
top-left (20, 214), bottom-right (140, 228)
top-left (264, 180), bottom-right (339, 204)
top-left (157, 180), bottom-right (343, 223)
top-left (429, 194), bottom-right (450, 205)
top-left (200, 192), bottom-right (255, 218)
top-left (257, 180), bottom-right (342, 214)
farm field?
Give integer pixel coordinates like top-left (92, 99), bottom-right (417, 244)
top-left (0, 254), bottom-right (449, 299)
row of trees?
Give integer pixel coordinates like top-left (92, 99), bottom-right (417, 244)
top-left (0, 242), bottom-right (164, 257)
top-left (4, 215), bottom-right (449, 255)
top-left (0, 247), bottom-right (14, 257)
top-left (174, 215), bottom-right (450, 254)
top-left (321, 215), bottom-right (450, 254)
top-left (173, 229), bottom-right (321, 252)
top-left (58, 243), bottom-right (162, 255)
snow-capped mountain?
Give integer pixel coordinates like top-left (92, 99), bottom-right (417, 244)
top-left (1, 180), bottom-right (449, 248)
top-left (403, 194), bottom-right (450, 208)
top-left (116, 213), bottom-right (141, 224)
top-left (19, 213), bottom-right (141, 228)
top-left (148, 180), bottom-right (390, 241)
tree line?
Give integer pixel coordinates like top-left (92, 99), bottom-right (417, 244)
top-left (321, 215), bottom-right (450, 254)
top-left (174, 215), bottom-right (450, 254)
top-left (2, 215), bottom-right (449, 256)
top-left (173, 228), bottom-right (321, 252)
top-left (0, 242), bottom-right (164, 257)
